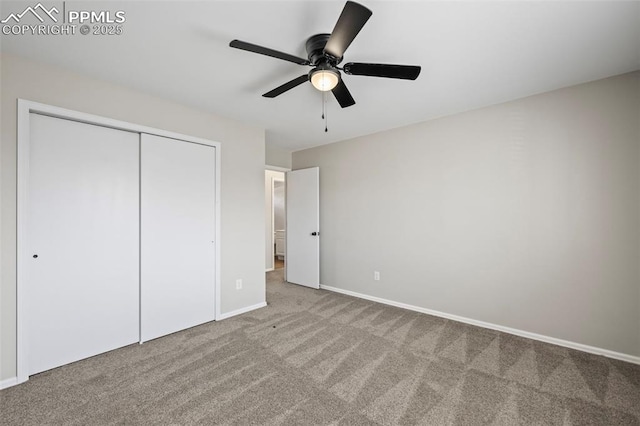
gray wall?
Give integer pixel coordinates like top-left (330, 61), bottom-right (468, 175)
top-left (293, 72), bottom-right (640, 357)
top-left (265, 143), bottom-right (292, 169)
top-left (0, 53), bottom-right (266, 381)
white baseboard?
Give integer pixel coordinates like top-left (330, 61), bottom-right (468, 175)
top-left (217, 301), bottom-right (267, 321)
top-left (1, 376), bottom-right (26, 390)
top-left (265, 268), bottom-right (275, 272)
top-left (319, 284), bottom-right (640, 365)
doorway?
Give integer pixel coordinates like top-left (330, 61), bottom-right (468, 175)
top-left (265, 169), bottom-right (286, 271)
top-left (273, 179), bottom-right (285, 269)
top-left (265, 166), bottom-right (320, 289)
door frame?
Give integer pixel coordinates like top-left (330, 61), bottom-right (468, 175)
top-left (265, 166), bottom-right (289, 272)
top-left (271, 176), bottom-right (285, 269)
top-left (16, 99), bottom-right (222, 384)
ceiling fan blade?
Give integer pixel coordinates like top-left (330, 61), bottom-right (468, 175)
top-left (230, 40), bottom-right (310, 65)
top-left (324, 1), bottom-right (372, 60)
top-left (263, 75), bottom-right (309, 98)
top-left (343, 63), bottom-right (421, 80)
top-left (331, 79), bottom-right (356, 108)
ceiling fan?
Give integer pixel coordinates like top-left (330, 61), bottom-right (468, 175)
top-left (229, 1), bottom-right (421, 108)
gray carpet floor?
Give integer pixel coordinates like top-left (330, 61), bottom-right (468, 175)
top-left (1, 269), bottom-right (639, 425)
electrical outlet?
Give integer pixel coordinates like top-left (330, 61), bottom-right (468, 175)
top-left (374, 271), bottom-right (380, 281)
top-left (236, 279), bottom-right (243, 290)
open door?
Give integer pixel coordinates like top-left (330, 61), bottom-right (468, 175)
top-left (286, 167), bottom-right (319, 289)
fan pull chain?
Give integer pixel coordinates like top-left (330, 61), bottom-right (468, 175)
top-left (324, 91), bottom-right (328, 132)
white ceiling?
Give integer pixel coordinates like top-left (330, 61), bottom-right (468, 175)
top-left (2, 1), bottom-right (639, 151)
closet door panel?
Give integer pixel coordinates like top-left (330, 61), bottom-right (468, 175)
top-left (141, 134), bottom-right (216, 342)
top-left (27, 114), bottom-right (140, 375)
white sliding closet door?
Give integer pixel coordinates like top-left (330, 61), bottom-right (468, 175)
top-left (27, 114), bottom-right (140, 375)
top-left (141, 134), bottom-right (216, 342)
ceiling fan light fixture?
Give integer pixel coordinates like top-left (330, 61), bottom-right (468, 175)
top-left (310, 68), bottom-right (340, 91)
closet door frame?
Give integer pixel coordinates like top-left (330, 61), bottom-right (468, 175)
top-left (16, 99), bottom-right (221, 385)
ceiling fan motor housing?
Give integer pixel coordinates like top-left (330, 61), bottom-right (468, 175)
top-left (306, 34), bottom-right (340, 66)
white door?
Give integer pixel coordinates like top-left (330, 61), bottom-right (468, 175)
top-left (27, 114), bottom-right (139, 375)
top-left (140, 134), bottom-right (216, 342)
top-left (286, 167), bottom-right (320, 289)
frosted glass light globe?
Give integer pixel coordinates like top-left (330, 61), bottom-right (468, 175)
top-left (310, 70), bottom-right (339, 91)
